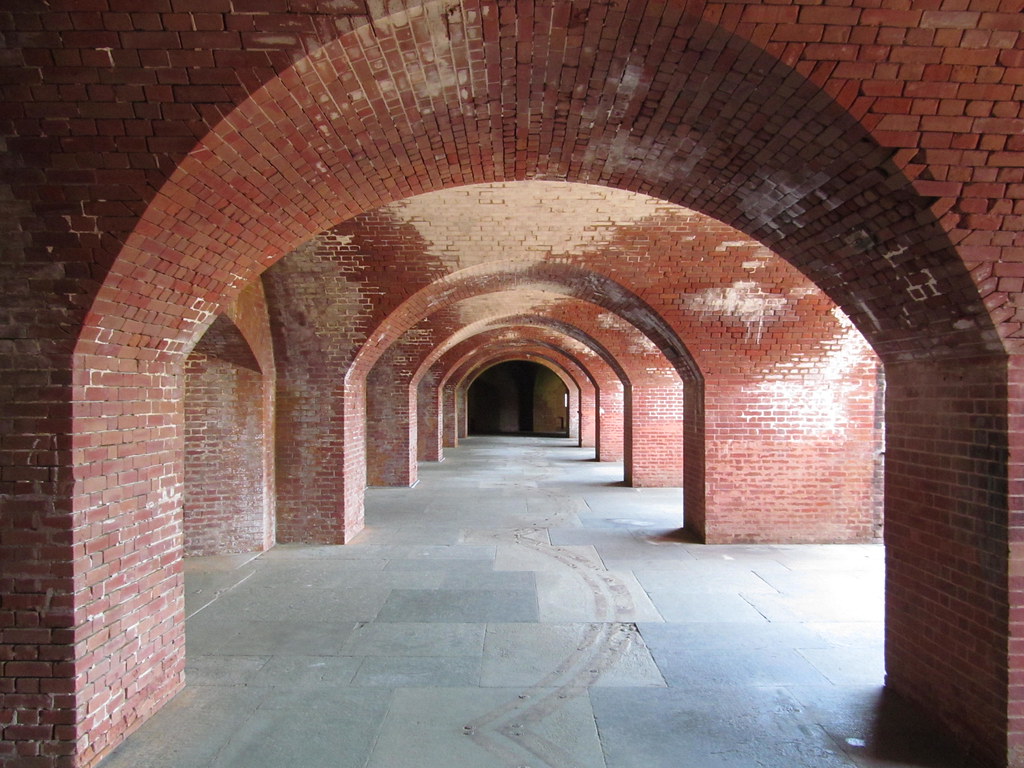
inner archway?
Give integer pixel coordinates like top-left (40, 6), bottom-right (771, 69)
top-left (468, 360), bottom-right (570, 437)
top-left (4, 2), bottom-right (1015, 766)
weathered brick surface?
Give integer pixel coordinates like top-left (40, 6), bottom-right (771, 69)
top-left (886, 355), bottom-right (1010, 767)
top-left (439, 331), bottom-right (618, 457)
top-left (362, 290), bottom-right (688, 488)
top-left (430, 338), bottom-right (599, 455)
top-left (183, 280), bottom-right (275, 555)
top-left (2, 1), bottom-right (1022, 766)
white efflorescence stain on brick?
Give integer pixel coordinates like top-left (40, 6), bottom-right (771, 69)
top-left (684, 281), bottom-right (789, 344)
top-left (387, 182), bottom-right (675, 268)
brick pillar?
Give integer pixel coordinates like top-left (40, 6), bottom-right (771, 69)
top-left (70, 356), bottom-right (187, 767)
top-left (1009, 355), bottom-right (1024, 767)
top-left (567, 384), bottom-right (580, 441)
top-left (886, 355), bottom-right (1010, 768)
top-left (442, 382), bottom-right (459, 448)
top-left (683, 376), bottom-right (706, 540)
top-left (628, 381), bottom-right (686, 487)
top-left (417, 373), bottom-right (444, 462)
top-left (596, 384), bottom-right (625, 463)
top-left (579, 383), bottom-right (596, 449)
top-left (457, 383), bottom-right (469, 439)
top-left (366, 354), bottom-right (418, 487)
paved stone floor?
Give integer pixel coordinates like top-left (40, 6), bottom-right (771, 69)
top-left (101, 436), bottom-right (980, 768)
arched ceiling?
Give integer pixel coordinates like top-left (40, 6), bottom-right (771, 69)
top-left (81, 0), bottom-right (1000, 369)
top-left (265, 181), bottom-right (869, 391)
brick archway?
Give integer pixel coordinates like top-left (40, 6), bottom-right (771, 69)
top-left (3, 2), bottom-right (1019, 766)
top-left (462, 357), bottom-right (578, 436)
top-left (428, 332), bottom-right (612, 456)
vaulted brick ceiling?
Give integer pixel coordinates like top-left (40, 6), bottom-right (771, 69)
top-left (77, 2), bottom-right (1000, 367)
top-left (264, 181), bottom-right (866, 384)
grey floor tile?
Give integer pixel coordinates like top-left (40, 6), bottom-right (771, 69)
top-left (384, 557), bottom-right (496, 572)
top-left (375, 588), bottom-right (539, 622)
top-left (367, 687), bottom-right (606, 768)
top-left (250, 655), bottom-right (362, 686)
top-left (481, 622), bottom-right (665, 688)
top-left (186, 654), bottom-right (270, 686)
top-left (639, 620), bottom-right (829, 653)
top-left (634, 563), bottom-right (779, 595)
top-left (439, 569), bottom-right (536, 591)
top-left (99, 686), bottom-right (268, 768)
top-left (592, 686), bottom-right (858, 768)
top-left (353, 524), bottom-right (465, 545)
top-left (743, 590), bottom-right (883, 623)
top-left (646, 591), bottom-right (771, 623)
top-left (244, 565), bottom-right (443, 591)
top-left (352, 655), bottom-right (480, 687)
top-left (805, 621), bottom-right (885, 648)
top-left (202, 620), bottom-right (359, 656)
top-left (210, 688), bottom-right (392, 768)
top-left (208, 586), bottom-right (393, 623)
top-left (798, 645), bottom-right (886, 686)
top-left (493, 542), bottom-right (605, 572)
top-left (651, 646), bottom-right (832, 687)
top-left (535, 569), bottom-right (663, 623)
top-left (342, 621), bottom-right (485, 656)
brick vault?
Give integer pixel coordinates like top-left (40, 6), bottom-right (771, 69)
top-left (1, 2), bottom-right (1022, 766)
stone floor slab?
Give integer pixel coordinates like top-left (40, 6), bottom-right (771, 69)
top-left (209, 688), bottom-right (392, 768)
top-left (352, 655), bottom-right (481, 687)
top-left (98, 437), bottom-right (979, 768)
top-left (592, 686), bottom-right (858, 768)
top-left (375, 588), bottom-right (539, 623)
top-left (367, 687), bottom-right (606, 768)
top-left (481, 622), bottom-right (665, 688)
top-left (341, 621), bottom-right (485, 657)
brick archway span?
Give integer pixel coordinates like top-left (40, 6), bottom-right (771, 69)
top-left (4, 2), bottom-right (1018, 766)
top-left (407, 306), bottom-right (643, 391)
top-left (436, 335), bottom-right (603, 397)
top-left (426, 332), bottom-right (610, 453)
top-left (350, 262), bottom-right (697, 387)
top-left (74, 0), bottom-right (999, 369)
top-left (460, 352), bottom-right (584, 398)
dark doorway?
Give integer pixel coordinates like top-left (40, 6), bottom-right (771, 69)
top-left (468, 361), bottom-right (569, 436)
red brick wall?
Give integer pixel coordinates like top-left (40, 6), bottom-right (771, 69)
top-left (533, 365), bottom-right (570, 434)
top-left (183, 314), bottom-right (272, 556)
top-left (885, 356), bottom-right (1009, 765)
top-left (627, 383), bottom-right (687, 488)
top-left (2, 2), bottom-right (1021, 766)
top-left (701, 320), bottom-right (882, 543)
top-left (366, 346), bottom-right (418, 487)
top-left (417, 371), bottom-right (443, 462)
top-left (597, 384), bottom-right (626, 464)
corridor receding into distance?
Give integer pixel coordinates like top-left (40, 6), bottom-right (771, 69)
top-left (5, 3), bottom-right (1022, 767)
top-left (102, 438), bottom-right (970, 768)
